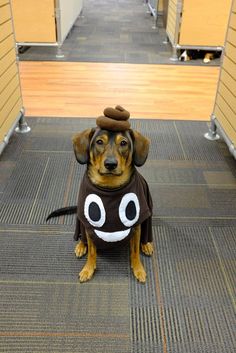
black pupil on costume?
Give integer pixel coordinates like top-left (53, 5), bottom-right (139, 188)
top-left (89, 202), bottom-right (101, 222)
top-left (125, 201), bottom-right (136, 220)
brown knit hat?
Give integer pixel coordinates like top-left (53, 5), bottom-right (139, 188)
top-left (96, 105), bottom-right (130, 131)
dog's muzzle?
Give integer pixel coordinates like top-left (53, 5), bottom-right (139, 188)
top-left (104, 157), bottom-right (118, 171)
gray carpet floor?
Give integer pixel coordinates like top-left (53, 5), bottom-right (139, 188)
top-left (0, 117), bottom-right (235, 352)
top-left (18, 0), bottom-right (221, 66)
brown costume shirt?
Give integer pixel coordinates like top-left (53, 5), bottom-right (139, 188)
top-left (74, 169), bottom-right (153, 249)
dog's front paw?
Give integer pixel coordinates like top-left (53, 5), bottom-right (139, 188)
top-left (141, 242), bottom-right (154, 256)
top-left (79, 263), bottom-right (96, 282)
top-left (75, 241), bottom-right (87, 258)
top-left (132, 262), bottom-right (146, 283)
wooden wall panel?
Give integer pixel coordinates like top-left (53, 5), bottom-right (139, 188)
top-left (222, 55), bottom-right (236, 79)
top-left (179, 0), bottom-right (231, 46)
top-left (0, 63), bottom-right (17, 93)
top-left (0, 75), bottom-right (20, 108)
top-left (0, 20), bottom-right (12, 42)
top-left (0, 3), bottom-right (11, 24)
top-left (229, 12), bottom-right (236, 27)
top-left (0, 48), bottom-right (16, 76)
top-left (0, 99), bottom-right (22, 141)
top-left (0, 86), bottom-right (22, 129)
top-left (227, 28), bottom-right (236, 46)
top-left (218, 83), bottom-right (236, 113)
top-left (225, 41), bottom-right (236, 60)
top-left (0, 2), bottom-right (23, 146)
top-left (233, 0), bottom-right (236, 11)
top-left (11, 0), bottom-right (56, 43)
top-left (166, 0), bottom-right (178, 43)
top-left (0, 0), bottom-right (9, 5)
top-left (214, 105), bottom-right (236, 145)
top-left (0, 34), bottom-right (15, 59)
top-left (214, 1), bottom-right (236, 146)
top-left (220, 69), bottom-right (236, 94)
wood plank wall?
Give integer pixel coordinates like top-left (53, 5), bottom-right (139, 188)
top-left (214, 0), bottom-right (236, 145)
top-left (179, 0), bottom-right (231, 46)
top-left (166, 0), bottom-right (231, 47)
top-left (11, 0), bottom-right (56, 43)
top-left (166, 0), bottom-right (179, 44)
top-left (0, 0), bottom-right (23, 143)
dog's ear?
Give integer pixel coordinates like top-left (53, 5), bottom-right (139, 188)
top-left (130, 130), bottom-right (150, 166)
top-left (72, 128), bottom-right (96, 164)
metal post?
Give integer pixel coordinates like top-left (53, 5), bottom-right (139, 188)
top-left (163, 36), bottom-right (170, 44)
top-left (204, 114), bottom-right (220, 141)
top-left (56, 46), bottom-right (65, 58)
top-left (55, 0), bottom-right (65, 59)
top-left (170, 45), bottom-right (179, 61)
top-left (15, 109), bottom-right (31, 134)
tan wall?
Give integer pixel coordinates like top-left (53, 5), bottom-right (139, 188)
top-left (166, 0), bottom-right (231, 47)
top-left (214, 0), bottom-right (236, 145)
top-left (11, 0), bottom-right (56, 43)
top-left (179, 0), bottom-right (232, 46)
top-left (0, 0), bottom-right (23, 143)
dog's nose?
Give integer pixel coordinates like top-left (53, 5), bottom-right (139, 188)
top-left (104, 157), bottom-right (118, 171)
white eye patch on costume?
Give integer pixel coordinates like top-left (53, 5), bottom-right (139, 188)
top-left (84, 192), bottom-right (140, 242)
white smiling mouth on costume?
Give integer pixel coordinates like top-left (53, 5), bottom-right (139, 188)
top-left (94, 228), bottom-right (130, 242)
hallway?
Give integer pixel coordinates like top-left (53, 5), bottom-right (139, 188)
top-left (1, 1), bottom-right (235, 353)
top-left (19, 0), bottom-right (220, 66)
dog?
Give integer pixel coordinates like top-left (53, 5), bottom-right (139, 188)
top-left (179, 49), bottom-right (221, 63)
top-left (47, 106), bottom-right (153, 283)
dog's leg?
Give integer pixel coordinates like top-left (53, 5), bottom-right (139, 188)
top-left (79, 233), bottom-right (97, 282)
top-left (141, 242), bottom-right (154, 256)
top-left (75, 240), bottom-right (87, 258)
top-left (130, 225), bottom-right (146, 283)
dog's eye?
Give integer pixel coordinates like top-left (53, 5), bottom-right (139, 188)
top-left (120, 140), bottom-right (128, 147)
top-left (119, 193), bottom-right (140, 227)
top-left (84, 194), bottom-right (106, 227)
top-left (96, 139), bottom-right (104, 145)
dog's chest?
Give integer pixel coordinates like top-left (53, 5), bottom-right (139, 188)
top-left (77, 170), bottom-right (152, 248)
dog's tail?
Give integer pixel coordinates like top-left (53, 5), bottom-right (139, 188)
top-left (46, 206), bottom-right (77, 221)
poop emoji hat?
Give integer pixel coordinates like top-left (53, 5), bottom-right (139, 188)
top-left (96, 105), bottom-right (130, 132)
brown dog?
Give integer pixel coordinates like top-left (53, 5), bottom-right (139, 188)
top-left (72, 126), bottom-right (153, 283)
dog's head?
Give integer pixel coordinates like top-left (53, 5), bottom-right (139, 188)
top-left (72, 128), bottom-right (150, 187)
